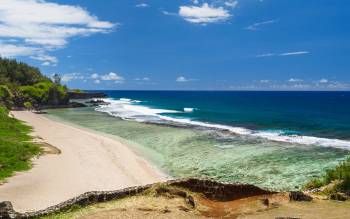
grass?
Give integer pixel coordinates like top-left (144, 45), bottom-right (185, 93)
top-left (305, 157), bottom-right (350, 193)
top-left (0, 106), bottom-right (41, 181)
top-left (41, 185), bottom-right (196, 219)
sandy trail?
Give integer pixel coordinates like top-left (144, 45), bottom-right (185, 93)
top-left (0, 111), bottom-right (165, 212)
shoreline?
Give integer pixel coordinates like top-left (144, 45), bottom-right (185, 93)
top-left (0, 111), bottom-right (166, 212)
top-left (44, 111), bottom-right (170, 179)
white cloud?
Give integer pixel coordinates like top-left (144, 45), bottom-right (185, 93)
top-left (279, 51), bottom-right (310, 56)
top-left (245, 19), bottom-right (277, 31)
top-left (176, 76), bottom-right (190, 82)
top-left (256, 51), bottom-right (310, 58)
top-left (136, 3), bottom-right (149, 8)
top-left (288, 78), bottom-right (303, 82)
top-left (179, 3), bottom-right (231, 24)
top-left (135, 77), bottom-right (150, 81)
top-left (41, 61), bottom-right (51, 66)
top-left (225, 1), bottom-right (239, 8)
top-left (94, 79), bottom-right (100, 84)
top-left (162, 10), bottom-right (176, 16)
top-left (319, 78), bottom-right (328, 83)
top-left (101, 72), bottom-right (124, 82)
top-left (256, 53), bottom-right (275, 57)
top-left (61, 73), bottom-right (84, 82)
top-left (0, 43), bottom-right (37, 57)
top-left (0, 0), bottom-right (115, 63)
top-left (30, 54), bottom-right (58, 66)
top-left (229, 79), bottom-right (350, 91)
top-left (192, 0), bottom-right (199, 4)
top-left (90, 73), bottom-right (99, 79)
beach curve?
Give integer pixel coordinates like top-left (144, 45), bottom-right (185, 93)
top-left (0, 111), bottom-right (166, 212)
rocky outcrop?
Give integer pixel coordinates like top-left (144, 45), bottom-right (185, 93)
top-left (38, 102), bottom-right (87, 110)
top-left (168, 178), bottom-right (275, 201)
top-left (0, 178), bottom-right (275, 219)
top-left (68, 91), bottom-right (107, 99)
top-left (289, 191), bottom-right (313, 201)
top-left (85, 99), bottom-right (110, 106)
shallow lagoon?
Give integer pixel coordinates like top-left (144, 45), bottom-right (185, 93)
top-left (46, 107), bottom-right (348, 191)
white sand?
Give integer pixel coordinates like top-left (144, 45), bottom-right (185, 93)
top-left (0, 111), bottom-right (165, 212)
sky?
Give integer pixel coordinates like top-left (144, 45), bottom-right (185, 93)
top-left (0, 0), bottom-right (349, 90)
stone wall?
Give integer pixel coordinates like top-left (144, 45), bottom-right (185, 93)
top-left (0, 178), bottom-right (274, 219)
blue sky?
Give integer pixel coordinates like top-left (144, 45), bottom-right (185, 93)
top-left (0, 0), bottom-right (349, 90)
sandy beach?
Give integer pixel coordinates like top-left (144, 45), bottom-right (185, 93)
top-left (0, 111), bottom-right (165, 212)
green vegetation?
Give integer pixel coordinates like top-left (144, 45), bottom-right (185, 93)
top-left (0, 58), bottom-right (69, 109)
top-left (0, 58), bottom-right (68, 181)
top-left (305, 157), bottom-right (350, 194)
top-left (0, 106), bottom-right (41, 181)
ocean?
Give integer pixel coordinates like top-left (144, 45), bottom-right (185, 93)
top-left (46, 91), bottom-right (350, 191)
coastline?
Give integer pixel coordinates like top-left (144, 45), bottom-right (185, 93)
top-left (0, 111), bottom-right (166, 212)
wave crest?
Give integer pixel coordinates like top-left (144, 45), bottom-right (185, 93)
top-left (95, 98), bottom-right (350, 150)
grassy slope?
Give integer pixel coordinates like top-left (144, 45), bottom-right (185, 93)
top-left (0, 106), bottom-right (41, 181)
top-left (305, 157), bottom-right (350, 193)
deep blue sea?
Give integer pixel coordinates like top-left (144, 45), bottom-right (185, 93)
top-left (101, 91), bottom-right (350, 142)
top-left (47, 91), bottom-right (350, 190)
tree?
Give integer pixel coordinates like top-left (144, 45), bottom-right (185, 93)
top-left (52, 73), bottom-right (61, 85)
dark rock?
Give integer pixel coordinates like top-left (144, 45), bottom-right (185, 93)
top-left (329, 193), bottom-right (348, 201)
top-left (186, 195), bottom-right (196, 208)
top-left (261, 198), bottom-right (269, 206)
top-left (169, 178), bottom-right (274, 201)
top-left (68, 92), bottom-right (107, 99)
top-left (85, 99), bottom-right (108, 104)
top-left (0, 201), bottom-right (17, 219)
top-left (178, 206), bottom-right (190, 212)
top-left (70, 102), bottom-right (87, 108)
top-left (289, 191), bottom-right (313, 201)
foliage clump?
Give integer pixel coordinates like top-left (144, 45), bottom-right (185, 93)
top-left (305, 157), bottom-right (350, 194)
top-left (0, 106), bottom-right (41, 181)
top-left (0, 57), bottom-right (69, 109)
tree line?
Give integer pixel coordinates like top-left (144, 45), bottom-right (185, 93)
top-left (0, 58), bottom-right (69, 109)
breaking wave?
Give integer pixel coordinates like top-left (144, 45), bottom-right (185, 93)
top-left (95, 98), bottom-right (350, 150)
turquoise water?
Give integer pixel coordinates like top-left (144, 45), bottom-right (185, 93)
top-left (46, 100), bottom-right (349, 191)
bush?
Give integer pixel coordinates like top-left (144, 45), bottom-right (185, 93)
top-left (0, 58), bottom-right (69, 108)
top-left (305, 157), bottom-right (350, 193)
top-left (0, 85), bottom-right (14, 109)
top-left (0, 57), bottom-right (49, 85)
top-left (19, 82), bottom-right (68, 107)
top-left (24, 101), bottom-right (33, 110)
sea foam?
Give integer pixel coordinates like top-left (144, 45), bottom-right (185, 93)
top-left (95, 98), bottom-right (350, 150)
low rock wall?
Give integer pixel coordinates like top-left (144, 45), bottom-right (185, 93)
top-left (0, 178), bottom-right (274, 219)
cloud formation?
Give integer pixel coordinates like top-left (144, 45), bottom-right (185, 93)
top-left (256, 51), bottom-right (310, 58)
top-left (288, 78), bottom-right (303, 82)
top-left (176, 76), bottom-right (190, 82)
top-left (280, 51), bottom-right (310, 56)
top-left (245, 19), bottom-right (277, 31)
top-left (101, 72), bottom-right (124, 83)
top-left (136, 3), bottom-right (149, 8)
top-left (230, 78), bottom-right (349, 91)
top-left (61, 73), bottom-right (84, 82)
top-left (225, 1), bottom-right (239, 8)
top-left (179, 3), bottom-right (231, 24)
top-left (0, 0), bottom-right (115, 65)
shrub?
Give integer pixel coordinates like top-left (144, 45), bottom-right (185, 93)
top-left (24, 101), bottom-right (33, 110)
top-left (305, 157), bottom-right (350, 193)
top-left (0, 85), bottom-right (14, 109)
